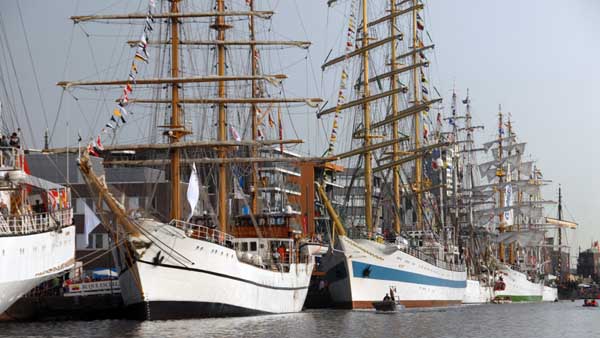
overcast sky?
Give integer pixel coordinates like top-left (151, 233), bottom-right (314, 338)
top-left (0, 0), bottom-right (596, 254)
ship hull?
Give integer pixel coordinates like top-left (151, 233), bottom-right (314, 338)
top-left (0, 225), bottom-right (75, 315)
top-left (542, 285), bottom-right (558, 302)
top-left (494, 267), bottom-right (544, 302)
top-left (463, 279), bottom-right (493, 304)
top-left (116, 222), bottom-right (314, 320)
top-left (321, 236), bottom-right (466, 309)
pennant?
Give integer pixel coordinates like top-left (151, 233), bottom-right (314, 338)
top-left (95, 135), bottom-right (104, 151)
top-left (333, 120), bottom-right (339, 129)
top-left (423, 124), bottom-right (429, 140)
top-left (135, 50), bottom-right (149, 63)
top-left (229, 125), bottom-right (241, 141)
top-left (268, 114), bottom-right (275, 128)
top-left (110, 115), bottom-right (117, 123)
top-left (128, 72), bottom-right (136, 84)
top-left (277, 106), bottom-right (283, 152)
top-left (119, 106), bottom-right (128, 116)
top-left (140, 33), bottom-right (148, 48)
top-left (113, 108), bottom-right (122, 117)
top-left (416, 14), bottom-right (425, 30)
top-left (436, 112), bottom-right (442, 126)
top-left (105, 123), bottom-right (115, 129)
top-left (421, 86), bottom-right (429, 95)
top-left (77, 132), bottom-right (82, 143)
top-left (119, 94), bottom-right (129, 106)
top-left (144, 17), bottom-right (153, 32)
top-left (87, 144), bottom-right (99, 157)
top-left (126, 83), bottom-right (133, 93)
top-left (131, 63), bottom-right (138, 74)
top-left (120, 115), bottom-right (127, 124)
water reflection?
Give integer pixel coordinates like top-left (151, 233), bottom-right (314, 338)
top-left (0, 302), bottom-right (596, 338)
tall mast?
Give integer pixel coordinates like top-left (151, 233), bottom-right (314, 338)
top-left (412, 0), bottom-right (423, 229)
top-left (361, 0), bottom-right (374, 236)
top-left (451, 90), bottom-right (459, 245)
top-left (390, 0), bottom-right (401, 233)
top-left (506, 116), bottom-right (515, 265)
top-left (557, 185), bottom-right (563, 281)
top-left (497, 106), bottom-right (505, 262)
top-left (249, 1), bottom-right (259, 214)
top-left (170, 0), bottom-right (182, 221)
top-left (215, 0), bottom-right (229, 232)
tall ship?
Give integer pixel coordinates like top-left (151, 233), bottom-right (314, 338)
top-left (315, 0), bottom-right (466, 309)
top-left (472, 109), bottom-right (558, 303)
top-left (63, 0), bottom-right (325, 319)
top-left (0, 146), bottom-right (75, 315)
top-left (442, 89), bottom-right (494, 304)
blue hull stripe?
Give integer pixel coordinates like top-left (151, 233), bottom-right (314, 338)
top-left (351, 261), bottom-right (466, 288)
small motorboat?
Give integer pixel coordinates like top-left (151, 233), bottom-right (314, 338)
top-left (583, 300), bottom-right (598, 307)
top-left (372, 300), bottom-right (404, 312)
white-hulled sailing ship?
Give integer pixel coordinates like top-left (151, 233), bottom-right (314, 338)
top-left (0, 147), bottom-right (75, 315)
top-left (315, 0), bottom-right (466, 309)
top-left (473, 109), bottom-right (558, 303)
top-left (65, 0), bottom-right (325, 320)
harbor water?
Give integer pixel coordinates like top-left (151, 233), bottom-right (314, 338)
top-left (0, 301), bottom-right (595, 338)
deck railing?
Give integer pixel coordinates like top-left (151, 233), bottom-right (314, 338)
top-left (0, 208), bottom-right (73, 236)
top-left (399, 246), bottom-right (466, 272)
top-left (0, 146), bottom-right (24, 169)
top-left (171, 219), bottom-right (235, 247)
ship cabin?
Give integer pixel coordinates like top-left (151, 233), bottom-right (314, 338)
top-left (0, 147), bottom-right (73, 236)
top-left (230, 213), bottom-right (305, 272)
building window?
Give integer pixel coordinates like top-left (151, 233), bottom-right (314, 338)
top-left (94, 234), bottom-right (105, 249)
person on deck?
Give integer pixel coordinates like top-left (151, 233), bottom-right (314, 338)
top-left (9, 132), bottom-right (19, 148)
top-left (277, 244), bottom-right (286, 264)
top-left (0, 201), bottom-right (8, 218)
top-left (272, 248), bottom-right (280, 264)
top-left (383, 293), bottom-right (390, 301)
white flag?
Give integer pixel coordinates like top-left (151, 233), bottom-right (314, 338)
top-left (84, 203), bottom-right (100, 247)
top-left (186, 163), bottom-right (199, 221)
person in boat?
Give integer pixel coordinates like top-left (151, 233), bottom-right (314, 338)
top-left (389, 288), bottom-right (395, 301)
top-left (383, 293), bottom-right (390, 301)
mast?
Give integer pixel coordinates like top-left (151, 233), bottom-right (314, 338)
top-left (249, 1), bottom-right (259, 214)
top-left (361, 0), bottom-right (374, 236)
top-left (506, 116), bottom-right (515, 265)
top-left (215, 0), bottom-right (229, 232)
top-left (451, 90), bottom-right (459, 245)
top-left (390, 0), bottom-right (401, 233)
top-left (170, 0), bottom-right (182, 221)
top-left (412, 0), bottom-right (423, 229)
top-left (497, 106), bottom-right (505, 262)
top-left (557, 185), bottom-right (563, 281)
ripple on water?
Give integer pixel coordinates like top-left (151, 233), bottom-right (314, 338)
top-left (0, 302), bottom-right (595, 338)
